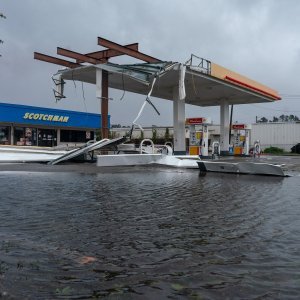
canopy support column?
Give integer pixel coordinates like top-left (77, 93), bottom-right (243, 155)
top-left (220, 99), bottom-right (230, 155)
top-left (173, 87), bottom-right (186, 155)
top-left (96, 69), bottom-right (109, 139)
top-left (10, 126), bottom-right (14, 145)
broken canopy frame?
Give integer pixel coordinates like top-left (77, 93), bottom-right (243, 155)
top-left (101, 61), bottom-right (181, 134)
top-left (51, 74), bottom-right (66, 102)
top-left (131, 76), bottom-right (158, 134)
top-left (98, 61), bottom-right (178, 85)
top-left (53, 61), bottom-right (182, 134)
top-left (53, 61), bottom-right (178, 87)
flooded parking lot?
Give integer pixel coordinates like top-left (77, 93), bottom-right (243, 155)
top-left (0, 156), bottom-right (300, 299)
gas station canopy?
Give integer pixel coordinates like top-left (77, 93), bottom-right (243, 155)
top-left (55, 60), bottom-right (280, 106)
top-left (34, 36), bottom-right (281, 148)
top-left (34, 36), bottom-right (280, 107)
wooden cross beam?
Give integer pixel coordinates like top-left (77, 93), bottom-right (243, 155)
top-left (35, 40), bottom-right (160, 68)
top-left (98, 37), bottom-right (161, 63)
top-left (57, 47), bottom-right (106, 64)
top-left (34, 52), bottom-right (81, 68)
top-left (78, 42), bottom-right (139, 63)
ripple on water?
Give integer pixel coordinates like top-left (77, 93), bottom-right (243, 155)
top-left (0, 167), bottom-right (299, 299)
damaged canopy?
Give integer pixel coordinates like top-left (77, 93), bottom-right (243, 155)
top-left (55, 61), bottom-right (178, 86)
top-left (54, 60), bottom-right (278, 106)
top-left (99, 61), bottom-right (178, 85)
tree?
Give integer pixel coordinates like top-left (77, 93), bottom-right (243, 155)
top-left (111, 124), bottom-right (121, 128)
top-left (0, 12), bottom-right (6, 57)
top-left (270, 114), bottom-right (299, 123)
top-left (95, 129), bottom-right (102, 141)
top-left (139, 130), bottom-right (144, 140)
top-left (258, 117), bottom-right (268, 123)
top-left (152, 128), bottom-right (157, 143)
top-left (164, 127), bottom-right (170, 141)
top-left (287, 114), bottom-right (300, 122)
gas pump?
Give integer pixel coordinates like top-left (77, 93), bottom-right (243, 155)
top-left (253, 140), bottom-right (261, 158)
top-left (232, 124), bottom-right (251, 155)
top-left (186, 117), bottom-right (211, 156)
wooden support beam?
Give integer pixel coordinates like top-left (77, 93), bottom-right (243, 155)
top-left (34, 52), bottom-right (81, 68)
top-left (98, 37), bottom-right (161, 63)
top-left (57, 47), bottom-right (106, 64)
top-left (101, 70), bottom-right (109, 139)
top-left (78, 43), bottom-right (139, 62)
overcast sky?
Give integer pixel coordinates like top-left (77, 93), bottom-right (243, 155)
top-left (1, 0), bottom-right (300, 126)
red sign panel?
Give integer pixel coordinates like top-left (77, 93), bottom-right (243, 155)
top-left (186, 118), bottom-right (206, 125)
top-left (232, 124), bottom-right (246, 129)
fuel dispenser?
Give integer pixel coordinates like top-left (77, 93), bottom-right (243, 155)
top-left (186, 117), bottom-right (211, 156)
top-left (232, 124), bottom-right (251, 155)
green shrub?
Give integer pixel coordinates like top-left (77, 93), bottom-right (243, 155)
top-left (263, 146), bottom-right (284, 154)
top-left (152, 128), bottom-right (157, 143)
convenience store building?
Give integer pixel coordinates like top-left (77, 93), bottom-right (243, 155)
top-left (0, 102), bottom-right (104, 147)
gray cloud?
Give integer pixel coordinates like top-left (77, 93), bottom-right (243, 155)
top-left (1, 0), bottom-right (300, 126)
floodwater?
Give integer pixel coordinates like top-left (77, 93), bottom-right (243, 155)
top-left (0, 158), bottom-right (300, 299)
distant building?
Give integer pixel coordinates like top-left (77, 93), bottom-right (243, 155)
top-left (251, 122), bottom-right (300, 151)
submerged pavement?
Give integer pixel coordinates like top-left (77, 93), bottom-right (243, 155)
top-left (0, 155), bottom-right (299, 299)
top-left (0, 155), bottom-right (300, 174)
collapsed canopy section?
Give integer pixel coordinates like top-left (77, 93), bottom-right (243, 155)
top-left (55, 61), bottom-right (177, 85)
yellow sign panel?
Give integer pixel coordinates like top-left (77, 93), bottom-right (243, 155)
top-left (189, 146), bottom-right (199, 155)
top-left (196, 132), bottom-right (202, 139)
top-left (234, 147), bottom-right (243, 155)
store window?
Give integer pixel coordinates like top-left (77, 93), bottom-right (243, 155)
top-left (25, 128), bottom-right (37, 146)
top-left (38, 129), bottom-right (57, 147)
top-left (0, 126), bottom-right (10, 145)
top-left (60, 130), bottom-right (94, 143)
top-left (14, 127), bottom-right (25, 146)
top-left (14, 127), bottom-right (38, 146)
